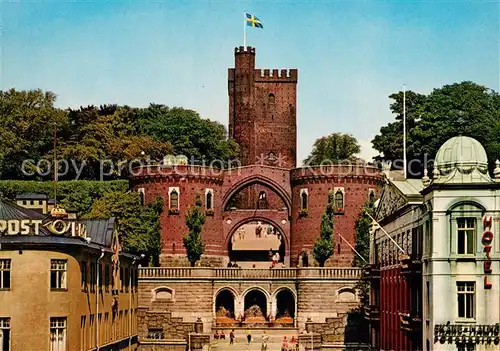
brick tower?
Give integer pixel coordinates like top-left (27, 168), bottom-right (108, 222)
top-left (228, 46), bottom-right (298, 168)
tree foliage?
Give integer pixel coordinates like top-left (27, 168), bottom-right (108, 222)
top-left (89, 191), bottom-right (163, 266)
top-left (0, 180), bottom-right (128, 215)
top-left (313, 191), bottom-right (335, 266)
top-left (183, 194), bottom-right (206, 266)
top-left (353, 194), bottom-right (376, 267)
top-left (304, 133), bottom-right (361, 165)
top-left (372, 82), bottom-right (500, 176)
top-left (0, 90), bottom-right (239, 180)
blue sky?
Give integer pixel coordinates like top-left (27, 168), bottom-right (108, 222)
top-left (1, 0), bottom-right (499, 162)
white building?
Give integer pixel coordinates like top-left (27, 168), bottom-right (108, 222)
top-left (369, 136), bottom-right (500, 351)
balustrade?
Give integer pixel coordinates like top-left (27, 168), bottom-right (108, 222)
top-left (139, 266), bottom-right (361, 280)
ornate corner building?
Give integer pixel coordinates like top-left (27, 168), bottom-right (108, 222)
top-left (132, 47), bottom-right (384, 350)
top-left (365, 136), bottom-right (500, 351)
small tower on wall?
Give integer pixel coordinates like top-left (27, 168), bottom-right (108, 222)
top-left (228, 46), bottom-right (298, 168)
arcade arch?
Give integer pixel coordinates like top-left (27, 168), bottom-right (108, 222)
top-left (243, 288), bottom-right (268, 321)
top-left (227, 219), bottom-right (286, 266)
top-left (272, 287), bottom-right (296, 325)
top-left (214, 288), bottom-right (237, 323)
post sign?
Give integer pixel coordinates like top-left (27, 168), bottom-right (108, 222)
top-left (0, 219), bottom-right (43, 235)
top-left (482, 216), bottom-right (494, 289)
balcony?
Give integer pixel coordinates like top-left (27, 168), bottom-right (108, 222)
top-left (399, 254), bottom-right (422, 276)
top-left (139, 267), bottom-right (361, 281)
top-left (364, 305), bottom-right (380, 322)
top-left (399, 311), bottom-right (422, 333)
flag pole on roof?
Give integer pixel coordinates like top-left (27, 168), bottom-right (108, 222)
top-left (243, 12), bottom-right (246, 47)
top-left (403, 84), bottom-right (407, 179)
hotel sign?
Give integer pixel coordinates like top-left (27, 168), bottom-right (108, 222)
top-left (434, 323), bottom-right (500, 345)
top-left (483, 216), bottom-right (494, 289)
top-left (0, 219), bottom-right (43, 235)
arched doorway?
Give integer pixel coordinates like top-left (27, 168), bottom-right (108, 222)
top-left (274, 289), bottom-right (295, 326)
top-left (244, 290), bottom-right (268, 322)
top-left (215, 289), bottom-right (237, 325)
top-left (228, 220), bottom-right (285, 266)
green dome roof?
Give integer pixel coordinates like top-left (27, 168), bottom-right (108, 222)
top-left (433, 136), bottom-right (491, 183)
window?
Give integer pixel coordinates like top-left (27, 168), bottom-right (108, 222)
top-left (257, 191), bottom-right (268, 209)
top-left (0, 260), bottom-right (11, 290)
top-left (457, 282), bottom-right (475, 319)
top-left (50, 317), bottom-right (67, 351)
top-left (124, 267), bottom-right (129, 292)
top-left (30, 200), bottom-right (34, 205)
top-left (206, 191), bottom-right (213, 210)
top-left (104, 264), bottom-right (110, 292)
top-left (268, 93), bottom-right (275, 106)
top-left (90, 263), bottom-right (96, 293)
top-left (138, 188), bottom-right (145, 206)
top-left (147, 328), bottom-right (165, 339)
top-left (50, 260), bottom-right (67, 290)
top-left (120, 267), bottom-right (124, 292)
top-left (80, 261), bottom-right (87, 291)
top-left (457, 218), bottom-right (475, 255)
top-left (0, 318), bottom-right (10, 351)
top-left (98, 264), bottom-right (103, 291)
top-left (169, 189), bottom-right (179, 210)
top-left (80, 316), bottom-right (86, 351)
top-left (300, 189), bottom-right (308, 210)
top-left (268, 152), bottom-right (276, 162)
top-left (334, 189), bottom-right (344, 210)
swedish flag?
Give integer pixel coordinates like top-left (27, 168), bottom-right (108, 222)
top-left (246, 13), bottom-right (263, 28)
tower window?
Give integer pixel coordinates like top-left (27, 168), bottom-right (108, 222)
top-left (300, 189), bottom-right (308, 215)
top-left (206, 190), bottom-right (213, 210)
top-left (334, 189), bottom-right (344, 210)
top-left (268, 93), bottom-right (275, 105)
top-left (169, 188), bottom-right (180, 211)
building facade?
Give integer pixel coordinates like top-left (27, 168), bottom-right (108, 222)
top-left (0, 197), bottom-right (139, 351)
top-left (365, 136), bottom-right (500, 351)
top-left (132, 46), bottom-right (382, 350)
top-left (131, 46), bottom-right (383, 269)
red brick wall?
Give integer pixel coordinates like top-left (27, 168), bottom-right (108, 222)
top-left (228, 46), bottom-right (297, 168)
top-left (290, 165), bottom-right (383, 266)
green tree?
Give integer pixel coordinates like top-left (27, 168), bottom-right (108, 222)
top-left (0, 89), bottom-right (68, 179)
top-left (89, 191), bottom-right (163, 266)
top-left (130, 104), bottom-right (239, 166)
top-left (372, 82), bottom-right (500, 176)
top-left (183, 194), bottom-right (206, 266)
top-left (304, 133), bottom-right (361, 165)
top-left (0, 180), bottom-right (128, 215)
top-left (353, 194), bottom-right (376, 267)
top-left (313, 191), bottom-right (335, 266)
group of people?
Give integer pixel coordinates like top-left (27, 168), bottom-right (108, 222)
top-left (214, 329), bottom-right (297, 351)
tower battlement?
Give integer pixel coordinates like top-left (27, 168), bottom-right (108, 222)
top-left (234, 46), bottom-right (256, 55)
top-left (255, 68), bottom-right (298, 82)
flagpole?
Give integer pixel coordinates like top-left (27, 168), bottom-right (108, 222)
top-left (364, 210), bottom-right (405, 254)
top-left (337, 233), bottom-right (367, 263)
top-left (403, 84), bottom-right (407, 179)
top-left (243, 12), bottom-right (246, 47)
